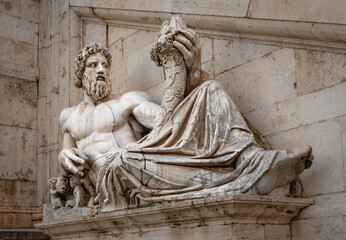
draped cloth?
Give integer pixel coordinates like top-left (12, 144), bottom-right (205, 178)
top-left (97, 81), bottom-right (277, 211)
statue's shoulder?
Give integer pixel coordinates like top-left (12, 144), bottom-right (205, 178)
top-left (120, 91), bottom-right (151, 106)
top-left (121, 91), bottom-right (151, 100)
top-left (59, 104), bottom-right (80, 133)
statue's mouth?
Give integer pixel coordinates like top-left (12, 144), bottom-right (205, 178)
top-left (97, 76), bottom-right (106, 82)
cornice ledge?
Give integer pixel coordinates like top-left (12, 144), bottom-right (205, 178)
top-left (71, 6), bottom-right (346, 52)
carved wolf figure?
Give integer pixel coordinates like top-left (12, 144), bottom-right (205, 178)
top-left (49, 173), bottom-right (96, 209)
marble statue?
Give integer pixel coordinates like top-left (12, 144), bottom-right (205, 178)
top-left (54, 16), bottom-right (313, 212)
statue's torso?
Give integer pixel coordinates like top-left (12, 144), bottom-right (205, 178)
top-left (62, 98), bottom-right (139, 163)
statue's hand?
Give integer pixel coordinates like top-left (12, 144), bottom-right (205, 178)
top-left (173, 29), bottom-right (201, 80)
top-left (58, 148), bottom-right (89, 177)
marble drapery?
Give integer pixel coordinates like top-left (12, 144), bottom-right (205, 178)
top-left (97, 80), bottom-right (277, 211)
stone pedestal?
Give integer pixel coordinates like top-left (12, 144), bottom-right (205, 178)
top-left (35, 194), bottom-right (313, 240)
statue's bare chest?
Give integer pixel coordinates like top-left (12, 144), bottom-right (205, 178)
top-left (68, 101), bottom-right (128, 140)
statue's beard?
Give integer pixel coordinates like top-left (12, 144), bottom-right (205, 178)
top-left (82, 75), bottom-right (112, 100)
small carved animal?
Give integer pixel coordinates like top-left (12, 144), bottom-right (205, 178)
top-left (49, 173), bottom-right (97, 209)
top-left (49, 175), bottom-right (72, 209)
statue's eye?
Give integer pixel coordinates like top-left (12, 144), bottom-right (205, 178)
top-left (86, 63), bottom-right (97, 67)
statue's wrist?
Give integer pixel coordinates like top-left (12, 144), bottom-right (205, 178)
top-left (188, 69), bottom-right (201, 82)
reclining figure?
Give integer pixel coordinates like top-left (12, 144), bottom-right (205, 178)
top-left (56, 16), bottom-right (313, 211)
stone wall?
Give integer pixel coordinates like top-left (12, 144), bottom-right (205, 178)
top-left (72, 1), bottom-right (346, 239)
top-left (1, 0), bottom-right (344, 239)
top-left (0, 0), bottom-right (41, 229)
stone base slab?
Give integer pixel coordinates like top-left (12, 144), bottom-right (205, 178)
top-left (35, 194), bottom-right (313, 240)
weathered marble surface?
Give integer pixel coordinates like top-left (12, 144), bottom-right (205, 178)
top-left (37, 194), bottom-right (314, 240)
top-left (0, 0), bottom-right (341, 238)
top-left (49, 16), bottom-right (314, 215)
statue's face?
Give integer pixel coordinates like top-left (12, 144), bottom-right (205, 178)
top-left (56, 176), bottom-right (70, 193)
top-left (83, 52), bottom-right (112, 100)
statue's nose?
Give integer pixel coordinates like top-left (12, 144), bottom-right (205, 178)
top-left (96, 64), bottom-right (104, 74)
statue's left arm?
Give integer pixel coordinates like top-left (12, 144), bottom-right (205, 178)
top-left (121, 91), bottom-right (161, 129)
top-left (173, 29), bottom-right (212, 96)
top-left (124, 29), bottom-right (210, 131)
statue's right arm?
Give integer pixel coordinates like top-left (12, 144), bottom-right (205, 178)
top-left (58, 108), bottom-right (88, 177)
top-left (121, 91), bottom-right (161, 129)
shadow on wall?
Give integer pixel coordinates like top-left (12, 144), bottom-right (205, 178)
top-left (0, 229), bottom-right (50, 240)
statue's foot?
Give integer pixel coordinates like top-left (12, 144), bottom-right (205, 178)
top-left (255, 145), bottom-right (313, 195)
top-left (289, 145), bottom-right (314, 169)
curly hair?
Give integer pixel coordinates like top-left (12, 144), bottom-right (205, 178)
top-left (74, 43), bottom-right (112, 88)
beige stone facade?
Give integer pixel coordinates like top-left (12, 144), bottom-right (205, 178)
top-left (0, 0), bottom-right (41, 231)
top-left (0, 0), bottom-right (345, 239)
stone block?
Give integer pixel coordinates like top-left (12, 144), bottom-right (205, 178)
top-left (172, 0), bottom-right (250, 17)
top-left (200, 37), bottom-right (213, 64)
top-left (342, 132), bottom-right (346, 189)
top-left (54, 207), bottom-right (82, 221)
top-left (38, 47), bottom-right (49, 99)
top-left (265, 119), bottom-right (344, 196)
top-left (123, 30), bottom-right (157, 58)
top-left (0, 213), bottom-right (32, 228)
top-left (340, 115), bottom-right (346, 133)
top-left (264, 225), bottom-right (290, 240)
top-left (72, 0), bottom-right (174, 12)
top-left (59, 3), bottom-right (70, 48)
top-left (108, 26), bottom-right (137, 46)
top-left (0, 125), bottom-right (37, 182)
top-left (291, 215), bottom-right (346, 240)
top-left (84, 22), bottom-right (106, 46)
top-left (145, 81), bottom-right (164, 104)
top-left (248, 0), bottom-right (346, 24)
top-left (214, 39), bottom-right (280, 75)
top-left (36, 151), bottom-right (50, 206)
top-left (109, 39), bottom-right (127, 92)
top-left (0, 180), bottom-right (36, 206)
top-left (111, 34), bottom-right (164, 95)
top-left (201, 60), bottom-right (214, 79)
top-left (58, 16), bottom-right (70, 110)
top-left (37, 97), bottom-right (48, 150)
top-left (245, 82), bottom-right (346, 136)
top-left (38, 0), bottom-right (50, 48)
top-left (0, 0), bottom-right (38, 23)
top-left (70, 5), bottom-right (81, 39)
top-left (0, 35), bottom-right (38, 68)
top-left (297, 192), bottom-right (346, 219)
top-left (0, 60), bottom-right (38, 82)
top-left (295, 49), bottom-right (346, 96)
top-left (216, 48), bottom-right (296, 113)
top-left (0, 75), bottom-right (37, 129)
top-left (48, 44), bottom-right (61, 148)
top-left (45, 42), bottom-right (59, 106)
top-left (58, 0), bottom-right (69, 16)
top-left (126, 44), bottom-right (163, 93)
top-left (231, 224), bottom-right (265, 240)
top-left (50, 150), bottom-right (59, 178)
top-left (69, 37), bottom-right (83, 106)
top-left (47, 0), bottom-right (60, 45)
top-left (37, 195), bottom-right (312, 239)
top-left (0, 13), bottom-right (38, 45)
